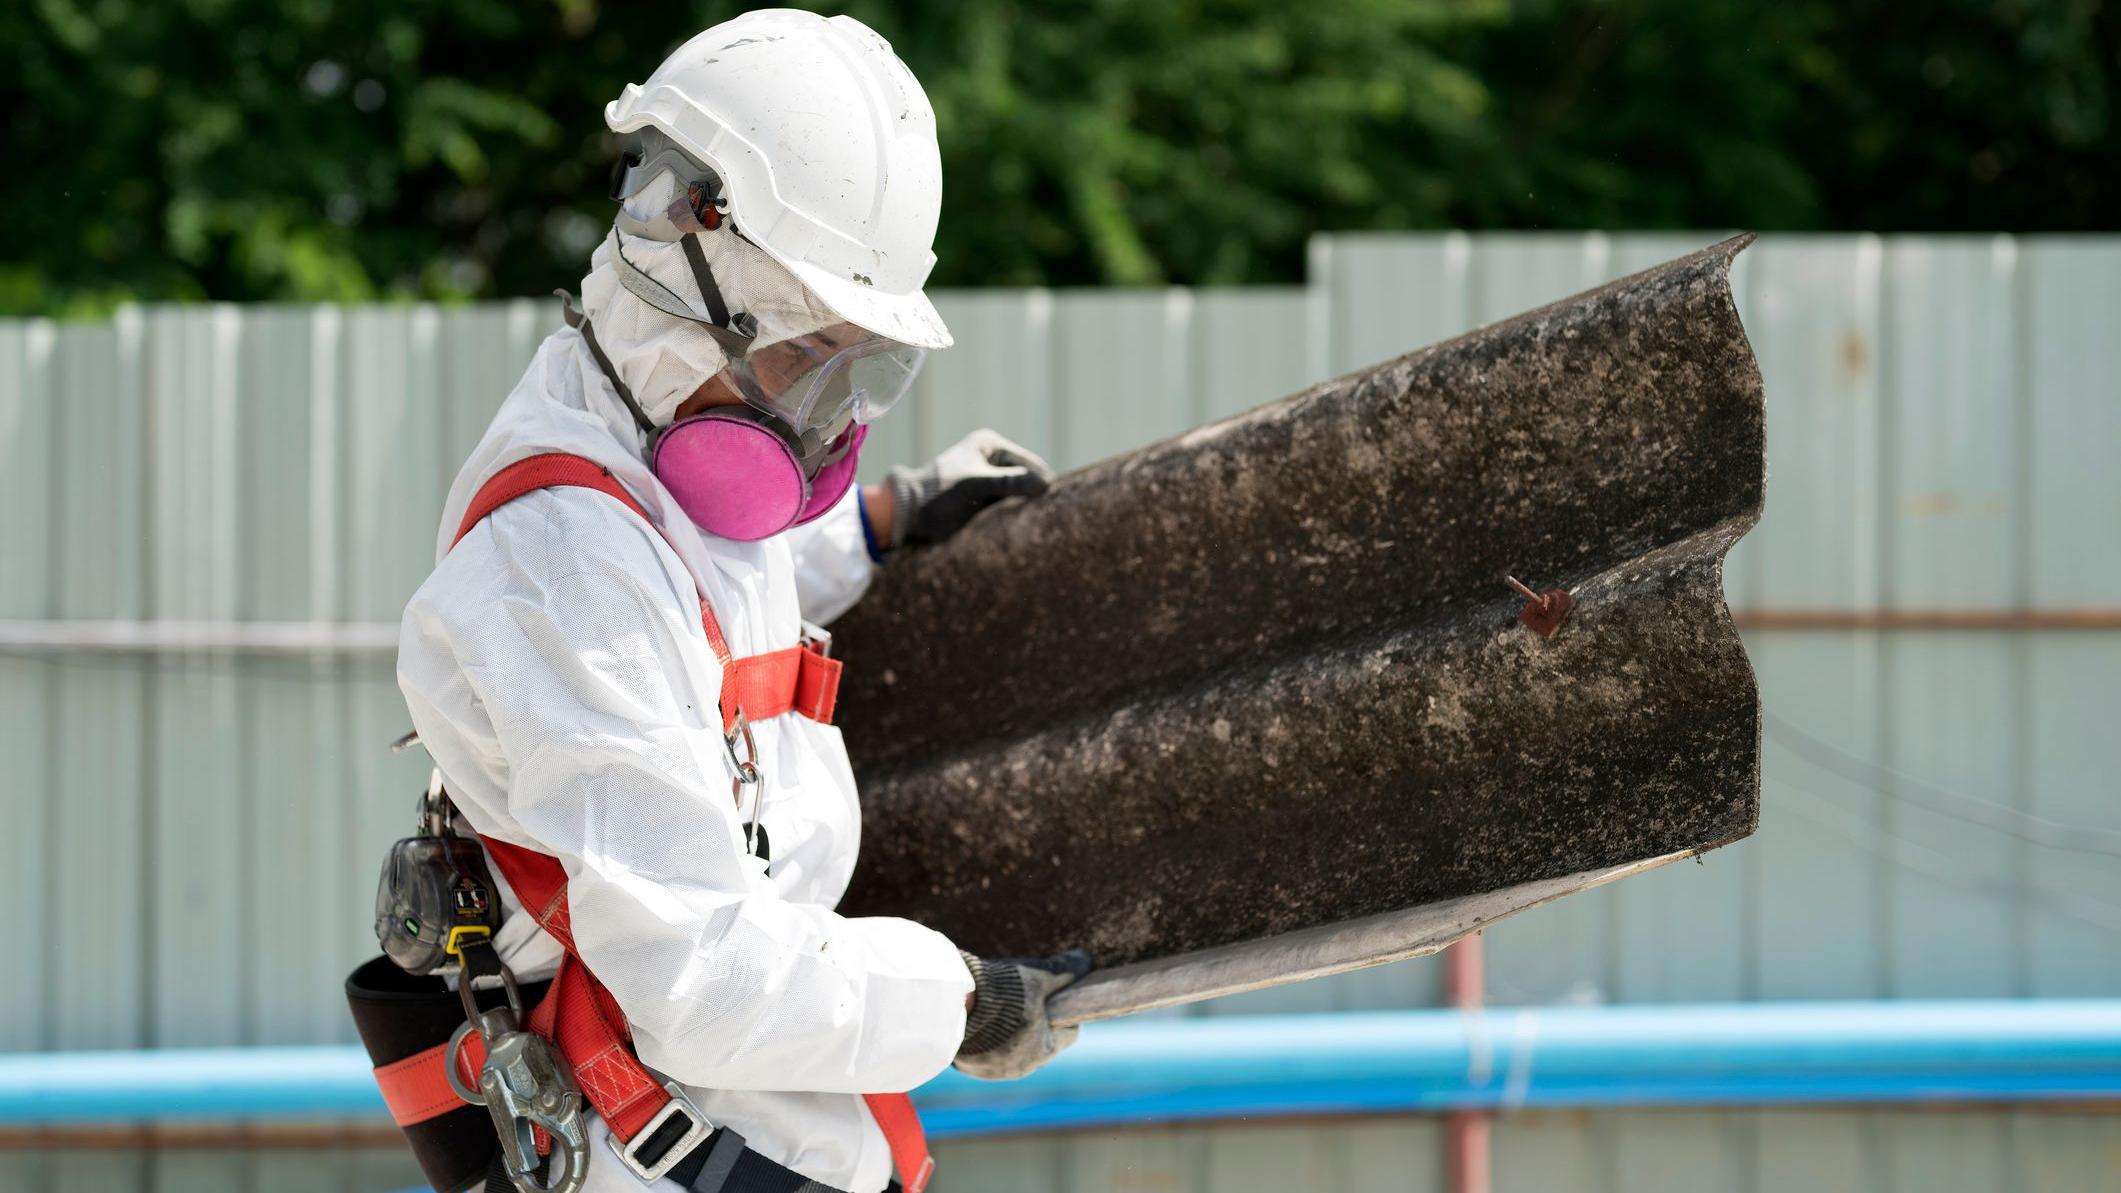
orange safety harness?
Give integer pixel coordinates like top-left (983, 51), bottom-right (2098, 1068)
top-left (375, 452), bottom-right (934, 1193)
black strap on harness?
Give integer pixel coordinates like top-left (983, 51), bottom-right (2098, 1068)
top-left (481, 1133), bottom-right (896, 1193)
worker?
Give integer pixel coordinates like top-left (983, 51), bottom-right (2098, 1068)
top-left (393, 10), bottom-right (1088, 1192)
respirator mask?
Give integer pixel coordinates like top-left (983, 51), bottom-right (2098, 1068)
top-left (574, 131), bottom-right (925, 541)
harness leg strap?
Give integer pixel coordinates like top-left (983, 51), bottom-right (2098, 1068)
top-left (682, 1126), bottom-right (748, 1193)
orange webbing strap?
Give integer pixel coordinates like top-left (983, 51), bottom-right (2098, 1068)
top-left (375, 1036), bottom-right (485, 1128)
top-left (724, 645), bottom-right (845, 725)
top-left (448, 453), bottom-right (737, 679)
top-left (448, 453), bottom-right (841, 733)
top-left (862, 1092), bottom-right (937, 1193)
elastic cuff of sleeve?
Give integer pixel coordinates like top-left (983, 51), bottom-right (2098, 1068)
top-left (857, 485), bottom-right (888, 563)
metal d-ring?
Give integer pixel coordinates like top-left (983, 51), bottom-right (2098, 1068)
top-left (444, 1020), bottom-right (486, 1106)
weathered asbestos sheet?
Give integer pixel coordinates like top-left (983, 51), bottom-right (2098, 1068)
top-left (833, 235), bottom-right (1766, 1023)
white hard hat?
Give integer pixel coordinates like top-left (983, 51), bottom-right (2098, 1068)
top-left (604, 9), bottom-right (952, 350)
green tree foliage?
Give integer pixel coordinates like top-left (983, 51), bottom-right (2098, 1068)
top-left (4, 0), bottom-right (2115, 312)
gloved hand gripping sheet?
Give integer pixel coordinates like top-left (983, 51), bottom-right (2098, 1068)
top-left (832, 236), bottom-right (1769, 1025)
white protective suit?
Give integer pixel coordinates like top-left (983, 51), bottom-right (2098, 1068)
top-left (396, 248), bottom-right (972, 1191)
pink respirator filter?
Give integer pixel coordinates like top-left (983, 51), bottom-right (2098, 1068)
top-left (652, 415), bottom-right (866, 542)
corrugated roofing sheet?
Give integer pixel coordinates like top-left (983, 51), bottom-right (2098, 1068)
top-left (834, 237), bottom-right (1767, 1018)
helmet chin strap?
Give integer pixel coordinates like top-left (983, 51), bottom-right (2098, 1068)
top-left (608, 230), bottom-right (755, 358)
top-left (568, 218), bottom-right (760, 442)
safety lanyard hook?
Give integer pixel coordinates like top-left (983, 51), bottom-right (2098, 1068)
top-left (448, 940), bottom-right (588, 1192)
top-left (482, 1028), bottom-right (590, 1193)
top-left (725, 709), bottom-right (766, 854)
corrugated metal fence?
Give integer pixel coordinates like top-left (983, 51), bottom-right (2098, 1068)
top-left (1, 233), bottom-right (2118, 1191)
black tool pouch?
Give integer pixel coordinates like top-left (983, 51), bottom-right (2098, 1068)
top-left (345, 956), bottom-right (551, 1193)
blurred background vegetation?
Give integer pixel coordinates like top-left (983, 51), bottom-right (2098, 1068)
top-left (6, 0), bottom-right (2116, 313)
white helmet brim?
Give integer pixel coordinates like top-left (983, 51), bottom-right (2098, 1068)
top-left (783, 255), bottom-right (953, 351)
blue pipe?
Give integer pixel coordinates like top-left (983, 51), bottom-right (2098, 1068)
top-left (2, 1001), bottom-right (2116, 1134)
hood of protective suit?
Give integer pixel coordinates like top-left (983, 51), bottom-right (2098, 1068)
top-left (578, 171), bottom-right (850, 428)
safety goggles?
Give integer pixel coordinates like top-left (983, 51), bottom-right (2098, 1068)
top-left (717, 323), bottom-right (924, 445)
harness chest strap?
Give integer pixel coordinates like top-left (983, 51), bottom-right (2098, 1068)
top-left (451, 453), bottom-right (843, 731)
top-left (387, 452), bottom-right (930, 1192)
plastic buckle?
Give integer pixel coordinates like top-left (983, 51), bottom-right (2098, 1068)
top-left (444, 923), bottom-right (493, 958)
top-left (607, 1082), bottom-right (713, 1183)
top-left (907, 1154), bottom-right (938, 1193)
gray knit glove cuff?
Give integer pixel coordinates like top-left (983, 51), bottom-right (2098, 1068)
top-left (958, 951), bottom-right (1023, 1056)
top-left (886, 465), bottom-right (942, 552)
top-left (956, 948), bottom-right (1093, 1081)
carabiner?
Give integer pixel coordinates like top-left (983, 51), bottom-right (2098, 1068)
top-left (724, 709), bottom-right (767, 855)
top-left (480, 1027), bottom-right (590, 1193)
top-left (445, 932), bottom-right (586, 1191)
top-left (723, 708), bottom-right (760, 783)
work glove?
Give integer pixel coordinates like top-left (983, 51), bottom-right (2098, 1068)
top-left (955, 948), bottom-right (1093, 1081)
top-left (886, 429), bottom-right (1056, 549)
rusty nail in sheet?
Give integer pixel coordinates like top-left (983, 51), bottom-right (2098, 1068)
top-left (1506, 576), bottom-right (1574, 638)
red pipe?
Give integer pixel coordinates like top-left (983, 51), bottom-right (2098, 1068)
top-left (1444, 933), bottom-right (1490, 1193)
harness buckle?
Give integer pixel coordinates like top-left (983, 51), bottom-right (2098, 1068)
top-left (443, 923), bottom-right (493, 958)
top-left (608, 1081), bottom-right (714, 1183)
top-left (481, 1026), bottom-right (590, 1193)
top-left (799, 620), bottom-right (833, 659)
